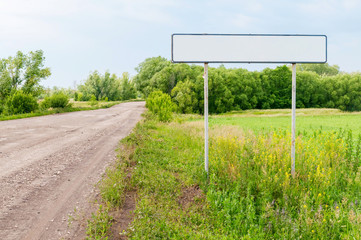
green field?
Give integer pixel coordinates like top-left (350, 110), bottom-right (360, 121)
top-left (89, 110), bottom-right (361, 239)
top-left (208, 108), bottom-right (361, 137)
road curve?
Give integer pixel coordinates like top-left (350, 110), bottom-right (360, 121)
top-left (0, 101), bottom-right (145, 240)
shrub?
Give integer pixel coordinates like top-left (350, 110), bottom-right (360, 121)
top-left (50, 93), bottom-right (69, 108)
top-left (74, 92), bottom-right (79, 101)
top-left (41, 93), bottom-right (70, 109)
top-left (5, 91), bottom-right (38, 114)
top-left (146, 91), bottom-right (174, 122)
top-left (0, 99), bottom-right (4, 114)
top-left (90, 95), bottom-right (98, 106)
top-left (76, 92), bottom-right (85, 101)
top-left (40, 97), bottom-right (50, 109)
top-left (86, 204), bottom-right (113, 239)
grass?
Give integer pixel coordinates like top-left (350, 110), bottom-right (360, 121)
top-left (209, 108), bottom-right (361, 137)
top-left (86, 204), bottom-right (113, 240)
top-left (87, 109), bottom-right (361, 239)
top-left (219, 108), bottom-right (345, 117)
top-left (0, 100), bottom-right (123, 121)
top-left (71, 100), bottom-right (120, 108)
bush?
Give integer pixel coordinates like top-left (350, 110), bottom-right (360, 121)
top-left (50, 93), bottom-right (69, 108)
top-left (74, 92), bottom-right (79, 101)
top-left (75, 92), bottom-right (85, 101)
top-left (146, 91), bottom-right (175, 122)
top-left (90, 95), bottom-right (98, 106)
top-left (5, 91), bottom-right (38, 114)
top-left (0, 99), bottom-right (4, 114)
top-left (41, 93), bottom-right (70, 109)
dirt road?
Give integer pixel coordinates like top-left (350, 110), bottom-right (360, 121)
top-left (0, 101), bottom-right (145, 240)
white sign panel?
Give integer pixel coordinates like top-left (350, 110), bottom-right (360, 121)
top-left (172, 34), bottom-right (327, 63)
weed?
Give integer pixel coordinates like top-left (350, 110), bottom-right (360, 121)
top-left (90, 110), bottom-right (361, 239)
top-left (86, 204), bottom-right (113, 240)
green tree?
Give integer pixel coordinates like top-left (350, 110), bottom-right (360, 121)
top-left (297, 63), bottom-right (339, 76)
top-left (134, 57), bottom-right (170, 97)
top-left (207, 67), bottom-right (234, 113)
top-left (119, 72), bottom-right (137, 100)
top-left (0, 50), bottom-right (51, 100)
top-left (78, 71), bottom-right (120, 101)
top-left (171, 79), bottom-right (198, 113)
top-left (345, 74), bottom-right (361, 111)
top-left (149, 64), bottom-right (195, 96)
top-left (261, 66), bottom-right (292, 109)
top-left (227, 68), bottom-right (261, 110)
top-left (296, 71), bottom-right (321, 108)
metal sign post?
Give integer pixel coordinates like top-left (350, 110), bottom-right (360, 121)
top-left (291, 63), bottom-right (296, 178)
top-left (203, 63), bottom-right (209, 173)
top-left (171, 33), bottom-right (327, 177)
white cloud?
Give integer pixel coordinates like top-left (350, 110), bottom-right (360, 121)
top-left (0, 0), bottom-right (180, 43)
top-left (231, 13), bottom-right (259, 29)
top-left (112, 0), bottom-right (180, 24)
top-left (342, 0), bottom-right (360, 9)
top-left (0, 0), bottom-right (87, 42)
top-left (209, 0), bottom-right (264, 11)
top-left (246, 2), bottom-right (264, 13)
top-left (0, 14), bottom-right (57, 42)
top-left (0, 0), bottom-right (83, 17)
top-left (297, 0), bottom-right (338, 16)
top-left (297, 0), bottom-right (361, 16)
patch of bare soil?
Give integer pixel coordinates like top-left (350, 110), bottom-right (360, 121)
top-left (109, 190), bottom-right (137, 240)
top-left (178, 185), bottom-right (203, 210)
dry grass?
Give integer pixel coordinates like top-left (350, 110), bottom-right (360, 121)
top-left (71, 100), bottom-right (121, 108)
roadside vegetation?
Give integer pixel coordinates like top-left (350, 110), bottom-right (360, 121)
top-left (0, 51), bottom-right (139, 120)
top-left (209, 108), bottom-right (361, 137)
top-left (2, 52), bottom-right (361, 120)
top-left (87, 100), bottom-right (361, 239)
top-left (3, 51), bottom-right (361, 238)
top-left (0, 100), bottom-right (123, 121)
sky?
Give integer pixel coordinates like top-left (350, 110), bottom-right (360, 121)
top-left (0, 0), bottom-right (361, 88)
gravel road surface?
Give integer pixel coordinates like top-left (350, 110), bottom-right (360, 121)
top-left (0, 101), bottom-right (145, 240)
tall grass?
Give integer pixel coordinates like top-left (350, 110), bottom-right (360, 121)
top-left (89, 113), bottom-right (361, 239)
top-left (208, 129), bottom-right (361, 239)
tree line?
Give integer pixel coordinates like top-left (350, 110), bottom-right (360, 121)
top-left (75, 71), bottom-right (136, 101)
top-left (1, 51), bottom-right (361, 116)
top-left (134, 56), bottom-right (361, 113)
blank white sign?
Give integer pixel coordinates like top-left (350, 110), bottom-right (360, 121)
top-left (172, 34), bottom-right (327, 63)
